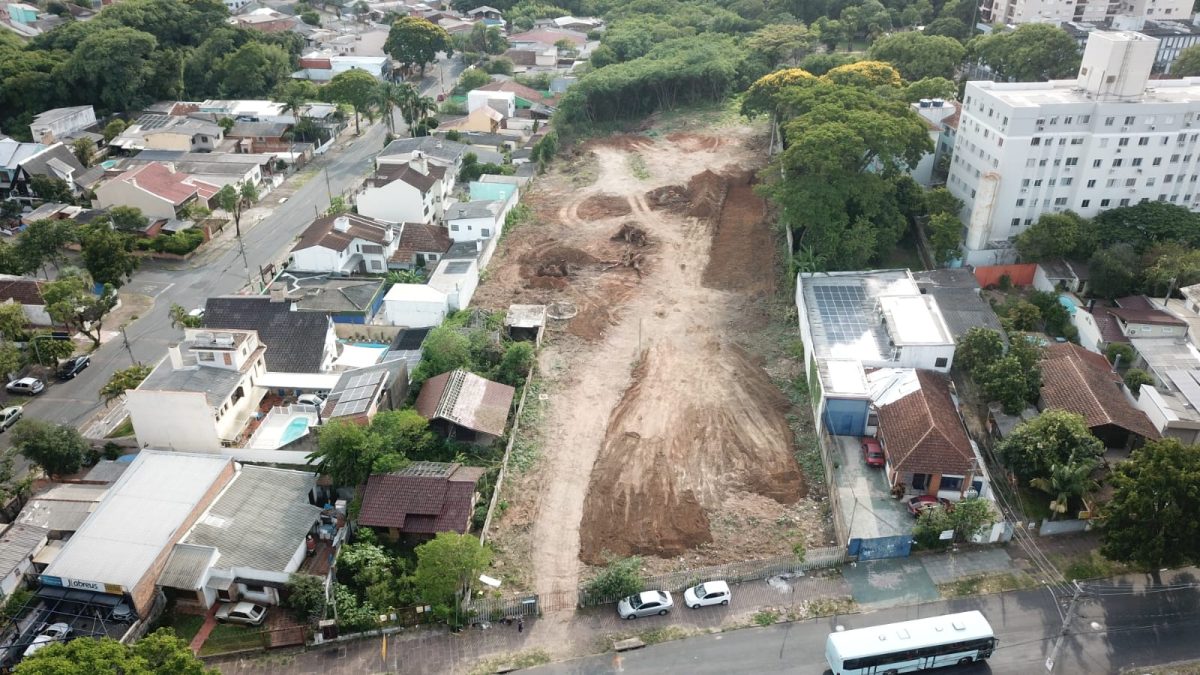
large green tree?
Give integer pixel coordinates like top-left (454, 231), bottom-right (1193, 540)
top-left (11, 419), bottom-right (88, 479)
top-left (1172, 44), bottom-right (1200, 77)
top-left (968, 24), bottom-right (1081, 82)
top-left (1014, 211), bottom-right (1092, 262)
top-left (15, 627), bottom-right (213, 674)
top-left (997, 409), bottom-right (1104, 481)
top-left (64, 27), bottom-right (160, 112)
top-left (41, 272), bottom-right (117, 347)
top-left (1088, 244), bottom-right (1140, 300)
top-left (868, 32), bottom-right (965, 81)
top-left (16, 219), bottom-right (76, 278)
top-left (79, 225), bottom-right (139, 288)
top-left (214, 42), bottom-right (292, 98)
top-left (413, 532), bottom-right (492, 610)
top-left (213, 182), bottom-right (259, 238)
top-left (385, 17), bottom-right (451, 76)
top-left (1102, 438), bottom-right (1200, 569)
top-left (954, 327), bottom-right (1004, 374)
top-left (325, 69), bottom-right (380, 135)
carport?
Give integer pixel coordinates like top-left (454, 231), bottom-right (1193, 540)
top-left (831, 435), bottom-right (913, 541)
top-left (0, 585), bottom-right (132, 669)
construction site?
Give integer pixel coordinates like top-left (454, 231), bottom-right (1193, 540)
top-left (475, 123), bottom-right (830, 608)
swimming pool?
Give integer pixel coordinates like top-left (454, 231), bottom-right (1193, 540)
top-left (341, 341), bottom-right (390, 350)
top-left (279, 417), bottom-right (312, 446)
top-left (1058, 294), bottom-right (1080, 316)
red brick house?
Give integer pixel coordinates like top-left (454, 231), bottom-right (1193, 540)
top-left (356, 462), bottom-right (486, 540)
top-left (877, 370), bottom-right (977, 498)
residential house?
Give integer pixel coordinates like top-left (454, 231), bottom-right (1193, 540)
top-left (6, 2), bottom-right (37, 25)
top-left (1128, 337), bottom-right (1200, 385)
top-left (318, 359), bottom-right (408, 423)
top-left (289, 213), bottom-right (400, 275)
top-left (796, 269), bottom-right (956, 436)
top-left (873, 369), bottom-right (982, 500)
top-left (94, 162), bottom-right (220, 220)
top-left (428, 257), bottom-right (479, 310)
top-left (504, 44), bottom-right (558, 69)
top-left (357, 157), bottom-right (447, 225)
top-left (0, 138), bottom-right (49, 198)
top-left (196, 100), bottom-right (289, 123)
top-left (1034, 259), bottom-right (1089, 294)
top-left (1040, 341), bottom-right (1160, 449)
top-left (228, 7), bottom-right (297, 32)
top-left (467, 90), bottom-right (516, 119)
top-left (388, 222), bottom-right (453, 270)
top-left (377, 136), bottom-right (474, 176)
top-left (1163, 282), bottom-right (1200, 350)
top-left (446, 199), bottom-right (508, 242)
top-left (548, 15), bottom-right (601, 32)
top-left (357, 462), bottom-right (486, 540)
top-left (203, 295), bottom-right (339, 374)
top-left (0, 524), bottom-right (47, 597)
top-left (0, 275), bottom-right (52, 326)
top-left (912, 268), bottom-right (1006, 343)
top-left (1134, 369), bottom-right (1200, 444)
top-left (16, 483), bottom-right (109, 540)
top-left (509, 27), bottom-right (587, 51)
top-left (0, 139), bottom-right (91, 202)
top-left (110, 115), bottom-right (223, 153)
top-left (908, 98), bottom-right (959, 187)
top-left (415, 369), bottom-right (515, 443)
top-left (472, 79), bottom-right (558, 111)
top-left (277, 274), bottom-right (389, 325)
top-left (293, 52), bottom-right (390, 82)
top-left (441, 106), bottom-right (505, 134)
top-left (465, 5), bottom-right (502, 22)
top-left (126, 329), bottom-right (268, 451)
top-left (1061, 21), bottom-right (1200, 74)
top-left (29, 106), bottom-right (96, 144)
top-left (384, 283), bottom-right (448, 327)
top-left (120, 150), bottom-right (268, 188)
top-left (226, 121), bottom-right (292, 154)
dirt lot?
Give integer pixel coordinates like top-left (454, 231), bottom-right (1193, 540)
top-left (477, 123), bottom-right (826, 608)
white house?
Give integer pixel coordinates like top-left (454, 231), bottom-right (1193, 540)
top-left (29, 106), bottom-right (96, 144)
top-left (357, 155), bottom-right (446, 225)
top-left (289, 213), bottom-right (400, 275)
top-left (467, 90), bottom-right (516, 119)
top-left (384, 283), bottom-right (449, 327)
top-left (909, 99), bottom-right (959, 187)
top-left (294, 52), bottom-right (391, 82)
top-left (0, 524), bottom-right (47, 598)
top-left (948, 31), bottom-right (1200, 265)
top-left (428, 258), bottom-right (479, 311)
top-left (126, 328), bottom-right (268, 452)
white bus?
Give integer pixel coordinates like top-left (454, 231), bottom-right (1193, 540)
top-left (825, 610), bottom-right (996, 674)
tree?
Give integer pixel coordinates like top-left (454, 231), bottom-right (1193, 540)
top-left (1015, 211), bottom-right (1092, 262)
top-left (284, 574), bottom-right (327, 622)
top-left (11, 419), bottom-right (88, 479)
top-left (1001, 299), bottom-right (1041, 333)
top-left (582, 555), bottom-right (644, 604)
top-left (1030, 455), bottom-right (1099, 518)
top-left (79, 225), bottom-right (139, 288)
top-left (41, 272), bottom-right (117, 347)
top-left (968, 24), bottom-right (1082, 82)
top-left (325, 69), bottom-right (380, 135)
top-left (384, 17), bottom-right (451, 76)
top-left (1123, 368), bottom-right (1155, 396)
top-left (1089, 244), bottom-right (1140, 299)
top-left (412, 325), bottom-right (471, 384)
top-left (214, 182), bottom-right (259, 238)
top-left (924, 187), bottom-right (962, 217)
top-left (455, 22), bottom-right (507, 56)
top-left (369, 409), bottom-right (435, 460)
top-left (28, 176), bottom-right (74, 204)
top-left (18, 219), bottom-right (77, 279)
top-left (924, 17), bottom-right (970, 42)
top-left (100, 364), bottom-right (152, 404)
top-left (168, 303), bottom-right (203, 330)
top-left (412, 532), bottom-right (492, 609)
top-left (307, 420), bottom-right (379, 488)
top-left (926, 212), bottom-right (961, 265)
top-left (71, 137), bottom-right (95, 167)
top-left (65, 27), bottom-right (160, 112)
top-left (454, 67), bottom-right (491, 95)
top-left (493, 341), bottom-right (534, 387)
top-left (1143, 243), bottom-right (1200, 296)
top-left (214, 42), bottom-right (293, 99)
top-left (14, 628), bottom-right (213, 674)
top-left (300, 10), bottom-right (320, 25)
top-left (955, 327), bottom-right (1004, 374)
top-left (28, 333), bottom-right (74, 367)
top-left (1091, 201), bottom-right (1200, 252)
top-left (0, 303), bottom-right (27, 342)
top-left (102, 118), bottom-right (127, 143)
top-left (1173, 44), bottom-right (1200, 77)
top-left (746, 23), bottom-right (814, 67)
top-left (107, 205), bottom-right (150, 233)
top-left (868, 32), bottom-right (965, 81)
top-left (997, 409), bottom-right (1104, 480)
top-left (1106, 342), bottom-right (1135, 367)
top-left (948, 497), bottom-right (996, 541)
top-left (977, 355), bottom-right (1032, 414)
top-left (1101, 438), bottom-right (1200, 570)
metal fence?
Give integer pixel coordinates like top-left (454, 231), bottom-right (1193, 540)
top-left (577, 546), bottom-right (847, 608)
top-left (478, 364), bottom-right (536, 542)
top-left (464, 594), bottom-right (540, 623)
top-left (819, 429), bottom-right (849, 547)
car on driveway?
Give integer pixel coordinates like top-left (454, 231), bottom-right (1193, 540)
top-left (907, 494), bottom-right (953, 516)
top-left (683, 581), bottom-right (731, 609)
top-left (216, 602), bottom-right (267, 626)
top-left (617, 591), bottom-right (673, 619)
top-left (56, 355), bottom-right (90, 380)
top-left (23, 622), bottom-right (70, 658)
top-left (5, 378), bottom-right (43, 396)
top-left (861, 437), bottom-right (885, 468)
top-left (0, 406), bottom-right (21, 432)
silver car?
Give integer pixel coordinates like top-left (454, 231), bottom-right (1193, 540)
top-left (215, 602), bottom-right (266, 626)
top-left (0, 406), bottom-right (21, 432)
top-left (617, 590), bottom-right (673, 619)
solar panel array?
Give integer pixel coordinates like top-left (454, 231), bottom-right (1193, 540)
top-left (331, 371), bottom-right (387, 417)
top-left (812, 285), bottom-right (874, 347)
top-left (135, 114), bottom-right (172, 130)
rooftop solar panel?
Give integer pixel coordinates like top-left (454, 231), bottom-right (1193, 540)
top-left (812, 285), bottom-right (875, 347)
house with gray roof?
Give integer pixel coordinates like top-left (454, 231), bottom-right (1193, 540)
top-left (913, 268), bottom-right (1006, 344)
top-left (203, 295), bottom-right (338, 373)
top-left (1, 140), bottom-right (90, 202)
top-left (0, 523), bottom-right (47, 597)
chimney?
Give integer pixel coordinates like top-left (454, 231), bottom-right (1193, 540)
top-left (409, 153), bottom-right (428, 175)
top-left (270, 282), bottom-right (288, 302)
top-left (333, 215), bottom-right (351, 232)
top-left (168, 344), bottom-right (184, 370)
top-left (475, 239), bottom-right (482, 252)
top-left (384, 225), bottom-right (395, 243)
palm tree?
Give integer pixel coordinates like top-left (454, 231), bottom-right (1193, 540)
top-left (1030, 456), bottom-right (1100, 519)
top-left (407, 95), bottom-right (437, 137)
top-left (377, 82), bottom-right (410, 137)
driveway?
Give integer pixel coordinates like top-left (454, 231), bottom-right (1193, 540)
top-left (830, 435), bottom-right (912, 540)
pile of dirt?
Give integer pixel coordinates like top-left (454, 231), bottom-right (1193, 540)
top-left (578, 342), bottom-right (806, 564)
top-left (612, 222), bottom-right (649, 246)
top-left (666, 133), bottom-right (725, 152)
top-left (701, 171), bottom-right (773, 294)
top-left (536, 261), bottom-right (572, 277)
top-left (645, 185), bottom-right (689, 211)
top-left (577, 193), bottom-right (633, 220)
top-left (518, 243), bottom-right (599, 278)
top-left (686, 170), bottom-right (730, 220)
top-left (525, 276), bottom-right (569, 290)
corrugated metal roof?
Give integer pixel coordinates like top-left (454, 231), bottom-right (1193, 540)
top-left (181, 466), bottom-right (319, 574)
top-left (158, 544), bottom-right (217, 590)
top-left (0, 524), bottom-right (46, 579)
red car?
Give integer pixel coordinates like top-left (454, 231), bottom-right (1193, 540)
top-left (907, 495), bottom-right (953, 516)
top-left (861, 438), bottom-right (885, 468)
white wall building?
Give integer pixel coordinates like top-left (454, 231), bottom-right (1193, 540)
top-left (383, 283), bottom-right (449, 327)
top-left (909, 98), bottom-right (959, 186)
top-left (356, 155), bottom-right (446, 225)
top-left (948, 31), bottom-right (1200, 265)
top-left (428, 258), bottom-right (479, 311)
top-left (289, 213), bottom-right (399, 275)
top-left (467, 90), bottom-right (516, 119)
top-left (28, 106), bottom-right (96, 144)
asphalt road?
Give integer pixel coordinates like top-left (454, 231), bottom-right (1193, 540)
top-left (0, 55), bottom-right (466, 451)
top-left (531, 582), bottom-right (1200, 675)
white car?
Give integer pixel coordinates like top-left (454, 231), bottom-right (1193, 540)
top-left (215, 602), bottom-right (266, 626)
top-left (5, 378), bottom-right (43, 396)
top-left (616, 590), bottom-right (673, 619)
top-left (683, 580), bottom-right (731, 609)
top-left (297, 393), bottom-right (325, 407)
top-left (23, 622), bottom-right (70, 658)
top-left (0, 406), bottom-right (21, 432)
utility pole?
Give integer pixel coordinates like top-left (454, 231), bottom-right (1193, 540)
top-left (120, 325), bottom-right (137, 366)
top-left (1045, 581), bottom-right (1083, 673)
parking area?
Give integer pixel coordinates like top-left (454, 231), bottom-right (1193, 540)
top-left (831, 435), bottom-right (913, 540)
top-left (0, 588), bottom-right (132, 669)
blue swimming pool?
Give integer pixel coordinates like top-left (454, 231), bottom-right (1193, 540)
top-left (279, 417), bottom-right (311, 445)
top-left (1058, 294), bottom-right (1080, 316)
top-left (342, 341), bottom-right (390, 350)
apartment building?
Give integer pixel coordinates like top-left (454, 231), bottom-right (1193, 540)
top-left (988, 0), bottom-right (1188, 25)
top-left (948, 31), bottom-right (1200, 265)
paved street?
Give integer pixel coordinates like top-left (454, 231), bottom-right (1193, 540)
top-left (0, 56), bottom-right (464, 452)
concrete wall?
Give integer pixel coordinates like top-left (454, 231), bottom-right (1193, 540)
top-left (95, 180), bottom-right (177, 220)
top-left (448, 215), bottom-right (496, 242)
top-left (127, 389), bottom-right (222, 452)
top-left (290, 245), bottom-right (348, 273)
top-left (974, 263), bottom-right (1038, 289)
top-left (1071, 306), bottom-right (1106, 353)
top-left (385, 294), bottom-right (447, 327)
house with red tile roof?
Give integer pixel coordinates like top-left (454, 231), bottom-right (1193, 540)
top-left (389, 222), bottom-right (453, 270)
top-left (357, 462), bottom-right (486, 540)
top-left (94, 162), bottom-right (221, 220)
top-left (0, 274), bottom-right (53, 326)
top-left (289, 213), bottom-right (401, 275)
top-left (1040, 342), bottom-right (1160, 448)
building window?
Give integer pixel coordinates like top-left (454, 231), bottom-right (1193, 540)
top-left (243, 583), bottom-right (266, 593)
top-left (1034, 179), bottom-right (1043, 187)
top-left (1113, 159), bottom-right (1123, 167)
top-left (1038, 159), bottom-right (1047, 167)
top-left (940, 475), bottom-right (964, 491)
top-left (1087, 179), bottom-right (1096, 188)
top-left (1071, 138), bottom-right (1083, 145)
top-left (450, 224), bottom-right (459, 231)
top-left (1139, 137), bottom-right (1149, 146)
top-left (198, 352), bottom-right (214, 362)
top-left (1125, 116), bottom-right (1136, 125)
top-left (935, 357), bottom-right (948, 368)
top-left (1154, 158), bottom-right (1163, 166)
top-left (1080, 115), bottom-right (1090, 123)
top-left (1105, 116), bottom-right (1115, 126)
top-left (1120, 198), bottom-right (1131, 206)
top-left (1011, 218), bottom-right (1021, 226)
top-left (1101, 199), bottom-right (1111, 206)
top-left (1147, 178), bottom-right (1156, 186)
top-left (1125, 178), bottom-right (1136, 187)
top-left (428, 254), bottom-right (438, 261)
top-left (223, 353), bottom-right (232, 366)
top-left (1016, 199), bottom-right (1025, 206)
top-left (1107, 179), bottom-right (1118, 187)
top-left (1132, 158), bottom-right (1143, 166)
top-left (1081, 199), bottom-right (1090, 207)
top-left (1062, 177), bottom-right (1073, 186)
top-left (1027, 159), bottom-right (1037, 168)
top-left (1065, 157), bottom-right (1078, 166)
top-left (1093, 159), bottom-right (1103, 168)
top-left (1119, 138), bottom-right (1130, 147)
top-left (370, 260), bottom-right (382, 270)
top-left (1031, 137), bottom-right (1041, 146)
top-left (1021, 178), bottom-right (1030, 187)
top-left (1055, 197), bottom-right (1067, 205)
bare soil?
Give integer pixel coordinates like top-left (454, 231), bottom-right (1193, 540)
top-left (477, 127), bottom-right (820, 608)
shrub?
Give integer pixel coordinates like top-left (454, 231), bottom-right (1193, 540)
top-left (285, 574), bottom-right (327, 622)
top-left (102, 442), bottom-right (123, 460)
top-left (583, 555), bottom-right (644, 604)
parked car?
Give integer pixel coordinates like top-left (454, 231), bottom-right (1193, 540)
top-left (0, 406), bottom-right (21, 432)
top-left (5, 378), bottom-right (43, 396)
top-left (215, 602), bottom-right (267, 626)
top-left (187, 307), bottom-right (205, 320)
top-left (56, 355), bottom-right (90, 380)
top-left (617, 591), bottom-right (673, 619)
top-left (907, 495), bottom-right (953, 516)
top-left (297, 393), bottom-right (325, 407)
top-left (861, 437), bottom-right (885, 468)
top-left (683, 580), bottom-right (731, 609)
top-left (23, 623), bottom-right (70, 658)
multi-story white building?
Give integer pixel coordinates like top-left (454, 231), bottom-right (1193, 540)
top-left (988, 0), bottom-right (1188, 25)
top-left (948, 31), bottom-right (1200, 265)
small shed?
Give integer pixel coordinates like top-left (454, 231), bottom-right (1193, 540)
top-left (505, 304), bottom-right (546, 345)
top-left (384, 283), bottom-right (448, 328)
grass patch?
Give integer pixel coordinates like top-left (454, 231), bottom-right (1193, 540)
top-left (752, 610), bottom-right (779, 627)
top-left (105, 417), bottom-right (134, 438)
top-left (508, 377), bottom-right (544, 474)
top-left (802, 597), bottom-right (857, 618)
top-left (627, 153), bottom-right (650, 180)
top-left (638, 625), bottom-right (692, 645)
top-left (1016, 485), bottom-right (1054, 522)
top-left (881, 235), bottom-right (926, 271)
top-left (1050, 549), bottom-right (1135, 581)
top-left (467, 649), bottom-right (551, 675)
top-left (650, 96), bottom-right (745, 133)
top-left (790, 425), bottom-right (825, 487)
top-left (938, 572), bottom-right (1039, 599)
top-left (155, 609), bottom-right (204, 643)
top-left (1122, 661), bottom-right (1200, 675)
top-left (199, 623), bottom-right (267, 656)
